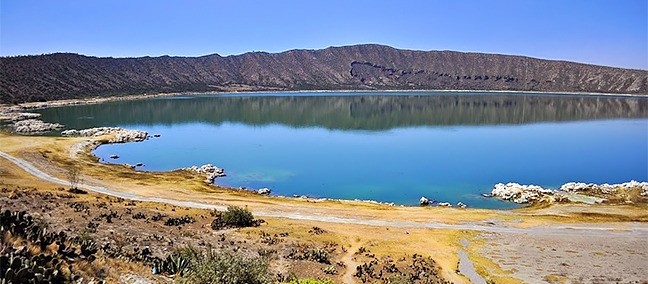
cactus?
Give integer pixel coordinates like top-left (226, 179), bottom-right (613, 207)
top-left (0, 255), bottom-right (7, 278)
top-left (80, 240), bottom-right (98, 257)
top-left (306, 249), bottom-right (330, 264)
top-left (4, 269), bottom-right (16, 283)
top-left (0, 208), bottom-right (85, 284)
top-left (153, 253), bottom-right (191, 276)
top-left (164, 215), bottom-right (195, 226)
top-left (10, 255), bottom-right (22, 270)
top-left (15, 268), bottom-right (29, 280)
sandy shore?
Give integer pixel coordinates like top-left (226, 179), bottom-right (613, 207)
top-left (479, 232), bottom-right (648, 283)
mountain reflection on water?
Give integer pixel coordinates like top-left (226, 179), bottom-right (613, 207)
top-left (37, 92), bottom-right (648, 131)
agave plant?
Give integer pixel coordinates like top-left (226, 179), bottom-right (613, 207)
top-left (154, 253), bottom-right (192, 276)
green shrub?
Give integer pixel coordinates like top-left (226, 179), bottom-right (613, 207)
top-left (287, 279), bottom-right (335, 284)
top-left (387, 274), bottom-right (412, 284)
top-left (304, 248), bottom-right (330, 264)
top-left (212, 206), bottom-right (257, 229)
top-left (177, 249), bottom-right (271, 284)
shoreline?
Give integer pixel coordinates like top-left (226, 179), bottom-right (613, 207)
top-left (222, 88), bottom-right (648, 98)
top-left (3, 148), bottom-right (648, 234)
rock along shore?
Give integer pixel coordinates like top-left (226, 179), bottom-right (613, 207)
top-left (11, 119), bottom-right (64, 134)
top-left (490, 180), bottom-right (648, 204)
top-left (179, 164), bottom-right (226, 184)
top-left (62, 127), bottom-right (148, 143)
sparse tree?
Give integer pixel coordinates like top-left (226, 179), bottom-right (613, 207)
top-left (67, 166), bottom-right (82, 190)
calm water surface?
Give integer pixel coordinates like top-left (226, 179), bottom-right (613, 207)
top-left (36, 92), bottom-right (648, 208)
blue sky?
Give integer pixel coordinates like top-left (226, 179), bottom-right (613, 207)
top-left (1, 0), bottom-right (646, 69)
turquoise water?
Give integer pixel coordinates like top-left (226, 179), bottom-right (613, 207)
top-left (36, 92), bottom-right (648, 208)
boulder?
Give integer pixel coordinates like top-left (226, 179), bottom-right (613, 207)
top-left (257, 188), bottom-right (271, 195)
top-left (457, 202), bottom-right (467, 208)
top-left (419, 196), bottom-right (429, 206)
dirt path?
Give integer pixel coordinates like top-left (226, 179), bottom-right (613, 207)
top-left (340, 241), bottom-right (361, 284)
top-left (458, 239), bottom-right (486, 284)
top-left (2, 150), bottom-right (648, 238)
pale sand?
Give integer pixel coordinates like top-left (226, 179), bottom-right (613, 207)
top-left (479, 232), bottom-right (648, 283)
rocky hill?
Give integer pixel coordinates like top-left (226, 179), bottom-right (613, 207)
top-left (1, 44), bottom-right (646, 103)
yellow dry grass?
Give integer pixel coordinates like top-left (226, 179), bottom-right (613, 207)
top-left (464, 235), bottom-right (522, 284)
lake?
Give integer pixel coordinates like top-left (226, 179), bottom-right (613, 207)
top-left (35, 91), bottom-right (648, 208)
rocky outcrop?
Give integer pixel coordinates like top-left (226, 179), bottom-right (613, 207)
top-left (62, 127), bottom-right (148, 143)
top-left (0, 111), bottom-right (41, 121)
top-left (419, 196), bottom-right (429, 206)
top-left (491, 183), bottom-right (555, 204)
top-left (491, 180), bottom-right (648, 204)
top-left (257, 188), bottom-right (271, 195)
top-left (0, 103), bottom-right (54, 134)
top-left (11, 119), bottom-right (63, 133)
top-left (1, 44), bottom-right (646, 103)
top-left (560, 180), bottom-right (648, 195)
top-left (181, 164), bottom-right (225, 184)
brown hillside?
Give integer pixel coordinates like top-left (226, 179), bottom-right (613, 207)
top-left (1, 44), bottom-right (646, 103)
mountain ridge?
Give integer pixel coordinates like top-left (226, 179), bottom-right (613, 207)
top-left (13, 44), bottom-right (640, 71)
top-left (1, 44), bottom-right (646, 103)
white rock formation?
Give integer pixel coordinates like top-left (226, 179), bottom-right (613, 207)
top-left (62, 127), bottom-right (148, 143)
top-left (457, 202), bottom-right (467, 208)
top-left (419, 196), bottom-right (429, 206)
top-left (181, 164), bottom-right (225, 183)
top-left (437, 202), bottom-right (452, 207)
top-left (561, 180), bottom-right (648, 195)
top-left (491, 183), bottom-right (554, 204)
top-left (0, 112), bottom-right (41, 121)
top-left (12, 119), bottom-right (63, 133)
top-left (491, 180), bottom-right (648, 204)
top-left (258, 188), bottom-right (271, 195)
